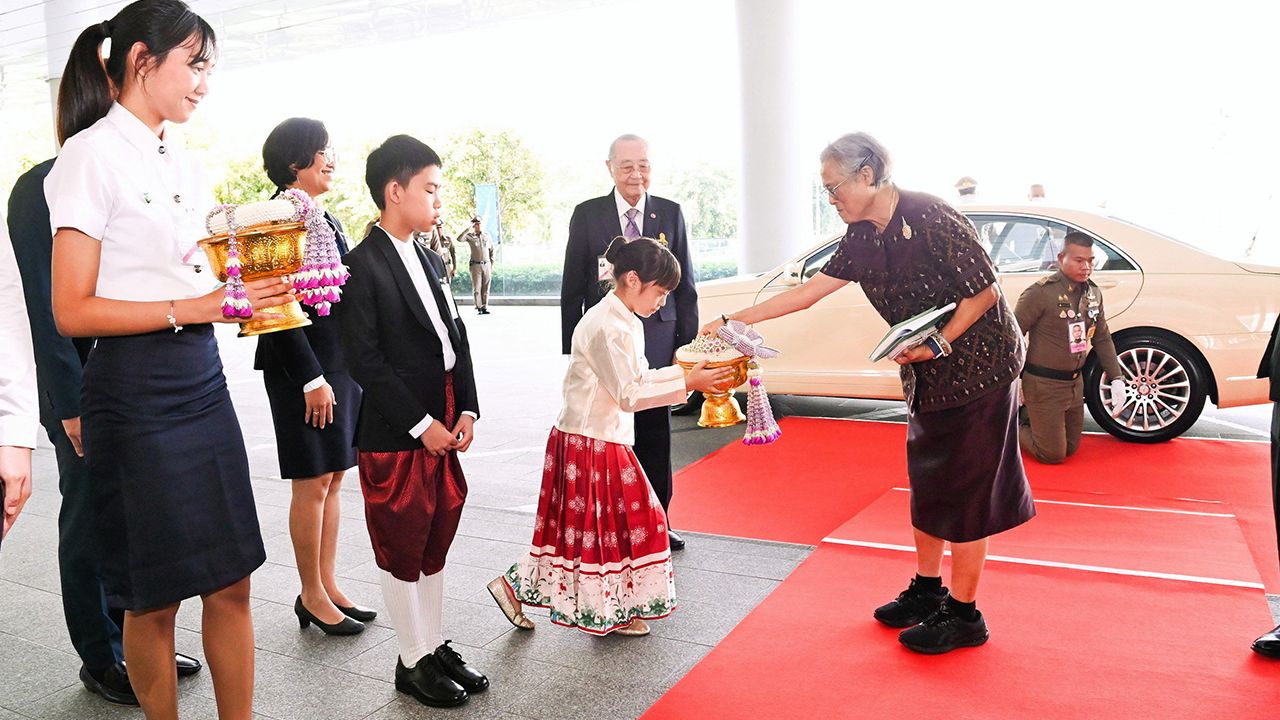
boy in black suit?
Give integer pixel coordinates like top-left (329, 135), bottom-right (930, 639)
top-left (336, 135), bottom-right (487, 707)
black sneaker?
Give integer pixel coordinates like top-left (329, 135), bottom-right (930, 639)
top-left (873, 577), bottom-right (948, 628)
top-left (898, 602), bottom-right (989, 655)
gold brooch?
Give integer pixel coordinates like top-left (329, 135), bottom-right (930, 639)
top-left (657, 232), bottom-right (668, 246)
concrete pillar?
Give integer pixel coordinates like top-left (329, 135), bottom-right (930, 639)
top-left (44, 0), bottom-right (126, 145)
top-left (734, 0), bottom-right (809, 274)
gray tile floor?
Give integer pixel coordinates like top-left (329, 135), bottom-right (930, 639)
top-left (2, 306), bottom-right (1276, 719)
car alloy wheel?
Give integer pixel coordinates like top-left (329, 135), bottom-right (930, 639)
top-left (1084, 332), bottom-right (1208, 443)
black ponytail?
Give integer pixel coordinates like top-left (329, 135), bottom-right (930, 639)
top-left (56, 0), bottom-right (215, 145)
top-left (604, 236), bottom-right (681, 291)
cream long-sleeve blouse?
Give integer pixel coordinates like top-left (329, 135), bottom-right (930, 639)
top-left (555, 292), bottom-right (687, 446)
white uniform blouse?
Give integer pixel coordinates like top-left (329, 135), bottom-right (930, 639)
top-left (555, 292), bottom-right (686, 446)
top-left (44, 103), bottom-right (216, 303)
top-left (0, 210), bottom-right (39, 449)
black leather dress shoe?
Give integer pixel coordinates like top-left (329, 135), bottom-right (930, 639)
top-left (175, 652), bottom-right (202, 677)
top-left (667, 529), bottom-right (686, 551)
top-left (1252, 624), bottom-right (1280, 658)
top-left (80, 663), bottom-right (138, 706)
top-left (337, 603), bottom-right (378, 622)
top-left (395, 656), bottom-right (468, 708)
top-left (295, 596), bottom-right (365, 635)
top-left (433, 640), bottom-right (489, 693)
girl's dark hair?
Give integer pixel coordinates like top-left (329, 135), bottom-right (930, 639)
top-left (57, 0), bottom-right (215, 145)
top-left (263, 118), bottom-right (329, 191)
top-left (604, 236), bottom-right (681, 291)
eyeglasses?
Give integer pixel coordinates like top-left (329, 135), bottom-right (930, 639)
top-left (821, 153), bottom-right (873, 198)
top-left (320, 146), bottom-right (337, 165)
top-left (612, 161), bottom-right (651, 176)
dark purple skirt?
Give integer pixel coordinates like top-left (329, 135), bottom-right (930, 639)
top-left (905, 381), bottom-right (1034, 542)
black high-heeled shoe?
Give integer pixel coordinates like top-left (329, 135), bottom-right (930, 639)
top-left (337, 603), bottom-right (378, 622)
top-left (294, 596), bottom-right (365, 636)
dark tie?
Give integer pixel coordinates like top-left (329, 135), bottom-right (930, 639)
top-left (624, 207), bottom-right (640, 239)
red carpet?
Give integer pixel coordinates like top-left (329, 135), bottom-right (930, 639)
top-left (826, 488), bottom-right (1264, 588)
top-left (672, 417), bottom-right (1279, 590)
top-left (668, 418), bottom-right (904, 545)
top-left (644, 544), bottom-right (1280, 720)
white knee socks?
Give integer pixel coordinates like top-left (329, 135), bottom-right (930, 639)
top-left (379, 570), bottom-right (445, 668)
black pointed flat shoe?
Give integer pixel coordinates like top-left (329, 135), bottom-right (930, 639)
top-left (295, 596), bottom-right (365, 636)
top-left (337, 603), bottom-right (378, 622)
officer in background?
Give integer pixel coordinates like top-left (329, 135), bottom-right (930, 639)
top-left (427, 219), bottom-right (456, 281)
top-left (954, 176), bottom-right (979, 204)
top-left (1014, 231), bottom-right (1127, 464)
top-left (459, 216), bottom-right (494, 314)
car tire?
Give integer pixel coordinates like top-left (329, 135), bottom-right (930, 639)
top-left (1083, 332), bottom-right (1208, 443)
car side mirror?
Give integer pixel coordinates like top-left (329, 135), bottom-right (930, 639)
top-left (780, 262), bottom-right (804, 286)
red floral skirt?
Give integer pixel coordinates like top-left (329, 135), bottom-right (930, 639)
top-left (505, 428), bottom-right (676, 635)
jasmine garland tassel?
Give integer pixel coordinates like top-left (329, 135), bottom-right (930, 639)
top-left (716, 320), bottom-right (782, 445)
top-left (207, 204), bottom-right (253, 318)
top-left (283, 188), bottom-right (350, 316)
top-left (743, 361), bottom-right (781, 445)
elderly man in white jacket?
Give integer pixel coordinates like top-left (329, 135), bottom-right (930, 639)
top-left (0, 210), bottom-right (39, 544)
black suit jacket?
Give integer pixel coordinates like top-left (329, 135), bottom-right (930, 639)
top-left (7, 158), bottom-right (94, 422)
top-left (1260, 314), bottom-right (1280, 402)
top-left (560, 190), bottom-right (698, 367)
top-left (335, 225), bottom-right (480, 452)
top-left (254, 211), bottom-right (353, 386)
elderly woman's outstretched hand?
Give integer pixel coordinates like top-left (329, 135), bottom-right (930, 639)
top-left (699, 315), bottom-right (728, 336)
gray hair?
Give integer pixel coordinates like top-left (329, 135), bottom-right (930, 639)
top-left (608, 134), bottom-right (648, 161)
top-left (820, 132), bottom-right (892, 187)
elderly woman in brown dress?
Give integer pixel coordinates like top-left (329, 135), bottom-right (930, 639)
top-left (702, 132), bottom-right (1034, 654)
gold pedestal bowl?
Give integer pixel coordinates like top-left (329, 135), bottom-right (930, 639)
top-left (677, 356), bottom-right (750, 428)
top-left (198, 221), bottom-right (313, 337)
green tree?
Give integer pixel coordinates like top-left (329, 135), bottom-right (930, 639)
top-left (667, 162), bottom-right (738, 240)
top-left (440, 129), bottom-right (545, 244)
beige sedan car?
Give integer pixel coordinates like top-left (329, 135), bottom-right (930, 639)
top-left (697, 204), bottom-right (1279, 443)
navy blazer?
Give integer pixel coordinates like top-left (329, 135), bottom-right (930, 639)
top-left (7, 158), bottom-right (94, 421)
top-left (254, 211), bottom-right (352, 386)
top-left (560, 190), bottom-right (699, 368)
top-left (335, 225), bottom-right (480, 452)
top-left (1260, 314), bottom-right (1280, 402)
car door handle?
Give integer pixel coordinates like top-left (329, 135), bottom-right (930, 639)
top-left (1095, 280), bottom-right (1118, 289)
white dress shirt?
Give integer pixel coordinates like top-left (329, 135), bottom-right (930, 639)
top-left (614, 190), bottom-right (647, 237)
top-left (556, 292), bottom-right (687, 446)
top-left (378, 224), bottom-right (476, 437)
top-left (0, 211), bottom-right (39, 449)
top-left (44, 103), bottom-right (216, 302)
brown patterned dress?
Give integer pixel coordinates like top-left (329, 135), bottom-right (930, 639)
top-left (822, 188), bottom-right (1034, 541)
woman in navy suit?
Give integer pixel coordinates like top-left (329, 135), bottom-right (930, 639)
top-left (257, 118), bottom-right (373, 635)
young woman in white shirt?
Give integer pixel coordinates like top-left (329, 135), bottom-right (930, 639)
top-left (46, 2), bottom-right (292, 717)
top-left (487, 237), bottom-right (730, 637)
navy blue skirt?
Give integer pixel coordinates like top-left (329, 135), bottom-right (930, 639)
top-left (263, 369), bottom-right (359, 479)
top-left (82, 325), bottom-right (265, 610)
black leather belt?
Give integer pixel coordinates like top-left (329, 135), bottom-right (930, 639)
top-left (1023, 363), bottom-right (1081, 381)
top-left (470, 260), bottom-right (488, 265)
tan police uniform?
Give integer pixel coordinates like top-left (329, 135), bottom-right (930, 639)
top-left (459, 227), bottom-right (493, 312)
top-left (1014, 270), bottom-right (1124, 464)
